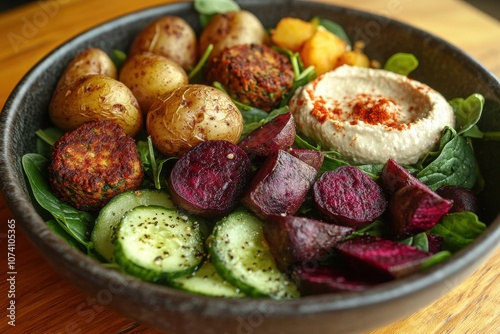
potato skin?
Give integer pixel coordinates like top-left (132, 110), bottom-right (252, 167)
top-left (129, 16), bottom-right (197, 70)
top-left (56, 47), bottom-right (117, 88)
top-left (199, 10), bottom-right (269, 60)
top-left (146, 84), bottom-right (243, 157)
top-left (119, 53), bottom-right (188, 113)
top-left (49, 75), bottom-right (143, 137)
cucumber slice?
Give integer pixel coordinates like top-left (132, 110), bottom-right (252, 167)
top-left (210, 210), bottom-right (300, 299)
top-left (91, 189), bottom-right (175, 262)
top-left (115, 205), bottom-right (205, 282)
top-left (171, 260), bottom-right (245, 298)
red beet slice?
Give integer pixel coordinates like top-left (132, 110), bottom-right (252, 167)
top-left (436, 185), bottom-right (478, 213)
top-left (288, 148), bottom-right (324, 171)
top-left (388, 184), bottom-right (453, 239)
top-left (380, 158), bottom-right (428, 195)
top-left (168, 140), bottom-right (252, 218)
top-left (238, 112), bottom-right (296, 158)
top-left (293, 265), bottom-right (377, 294)
top-left (426, 233), bottom-right (444, 254)
top-left (312, 166), bottom-right (387, 228)
top-left (242, 149), bottom-right (317, 219)
top-left (264, 215), bottom-right (355, 269)
top-left (335, 235), bottom-right (432, 280)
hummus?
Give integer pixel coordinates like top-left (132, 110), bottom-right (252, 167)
top-left (289, 65), bottom-right (456, 165)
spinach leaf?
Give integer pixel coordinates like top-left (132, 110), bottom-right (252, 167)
top-left (35, 127), bottom-right (64, 158)
top-left (137, 137), bottom-right (175, 190)
top-left (279, 50), bottom-right (316, 107)
top-left (46, 219), bottom-right (86, 251)
top-left (110, 49), bottom-right (127, 72)
top-left (417, 127), bottom-right (477, 190)
top-left (240, 106), bottom-right (289, 140)
top-left (421, 250), bottom-right (452, 270)
top-left (21, 153), bottom-right (94, 247)
top-left (400, 232), bottom-right (429, 252)
top-left (449, 93), bottom-right (484, 136)
top-left (429, 212), bottom-right (486, 253)
top-left (383, 52), bottom-right (419, 76)
top-left (293, 134), bottom-right (350, 173)
top-left (194, 0), bottom-right (240, 27)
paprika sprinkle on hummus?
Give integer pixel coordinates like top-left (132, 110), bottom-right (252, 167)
top-left (289, 65), bottom-right (455, 165)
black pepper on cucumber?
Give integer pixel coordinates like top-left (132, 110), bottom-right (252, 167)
top-left (91, 189), bottom-right (175, 262)
top-left (209, 209), bottom-right (299, 299)
top-left (114, 205), bottom-right (205, 282)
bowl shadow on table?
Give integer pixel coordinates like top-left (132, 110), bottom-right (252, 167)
top-left (0, 1), bottom-right (499, 334)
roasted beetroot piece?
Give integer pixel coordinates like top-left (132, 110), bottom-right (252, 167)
top-left (426, 233), bottom-right (444, 254)
top-left (238, 112), bottom-right (296, 158)
top-left (436, 185), bottom-right (478, 213)
top-left (168, 140), bottom-right (252, 218)
top-left (380, 158), bottom-right (428, 195)
top-left (242, 150), bottom-right (317, 219)
top-left (288, 148), bottom-right (325, 171)
top-left (264, 215), bottom-right (355, 269)
top-left (335, 235), bottom-right (432, 281)
top-left (312, 166), bottom-right (387, 228)
top-left (388, 184), bottom-right (453, 239)
top-left (293, 265), bottom-right (377, 294)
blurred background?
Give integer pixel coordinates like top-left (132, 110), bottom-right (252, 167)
top-left (1, 0), bottom-right (499, 20)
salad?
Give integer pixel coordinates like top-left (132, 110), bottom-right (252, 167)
top-left (22, 0), bottom-right (499, 299)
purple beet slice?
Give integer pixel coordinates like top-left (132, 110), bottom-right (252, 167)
top-left (312, 166), bottom-right (387, 228)
top-left (242, 149), bottom-right (317, 219)
top-left (293, 265), bottom-right (377, 294)
top-left (426, 233), bottom-right (444, 254)
top-left (238, 112), bottom-right (296, 158)
top-left (264, 215), bottom-right (355, 269)
top-left (388, 184), bottom-right (453, 239)
top-left (288, 148), bottom-right (324, 171)
top-left (436, 185), bottom-right (478, 213)
top-left (168, 140), bottom-right (252, 218)
top-left (380, 158), bottom-right (428, 195)
top-left (335, 235), bottom-right (432, 281)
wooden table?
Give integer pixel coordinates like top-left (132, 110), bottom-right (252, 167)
top-left (1, 0), bottom-right (499, 333)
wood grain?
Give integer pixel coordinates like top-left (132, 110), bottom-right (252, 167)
top-left (1, 0), bottom-right (499, 333)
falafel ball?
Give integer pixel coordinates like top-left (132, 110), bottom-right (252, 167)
top-left (49, 120), bottom-right (144, 212)
top-left (204, 44), bottom-right (295, 112)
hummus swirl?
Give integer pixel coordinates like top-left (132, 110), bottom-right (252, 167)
top-left (289, 65), bottom-right (456, 165)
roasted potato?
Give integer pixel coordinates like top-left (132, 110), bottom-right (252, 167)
top-left (56, 47), bottom-right (117, 88)
top-left (146, 84), bottom-right (243, 157)
top-left (129, 16), bottom-right (198, 71)
top-left (271, 17), bottom-right (315, 52)
top-left (300, 26), bottom-right (348, 75)
top-left (119, 53), bottom-right (188, 113)
top-left (198, 10), bottom-right (269, 60)
top-left (49, 75), bottom-right (143, 137)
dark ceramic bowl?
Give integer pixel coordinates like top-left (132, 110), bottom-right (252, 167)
top-left (1, 1), bottom-right (499, 333)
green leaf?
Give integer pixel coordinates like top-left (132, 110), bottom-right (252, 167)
top-left (417, 127), bottom-right (477, 190)
top-left (194, 0), bottom-right (240, 27)
top-left (21, 153), bottom-right (94, 247)
top-left (46, 220), bottom-right (86, 251)
top-left (194, 0), bottom-right (240, 14)
top-left (383, 52), bottom-right (419, 76)
top-left (240, 106), bottom-right (289, 140)
top-left (110, 49), bottom-right (127, 71)
top-left (429, 212), bottom-right (487, 253)
top-left (421, 250), bottom-right (452, 270)
top-left (399, 232), bottom-right (428, 252)
top-left (449, 93), bottom-right (485, 136)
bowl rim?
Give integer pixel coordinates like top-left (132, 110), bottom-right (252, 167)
top-left (1, 0), bottom-right (500, 320)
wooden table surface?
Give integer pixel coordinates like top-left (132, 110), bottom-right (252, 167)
top-left (0, 0), bottom-right (499, 333)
